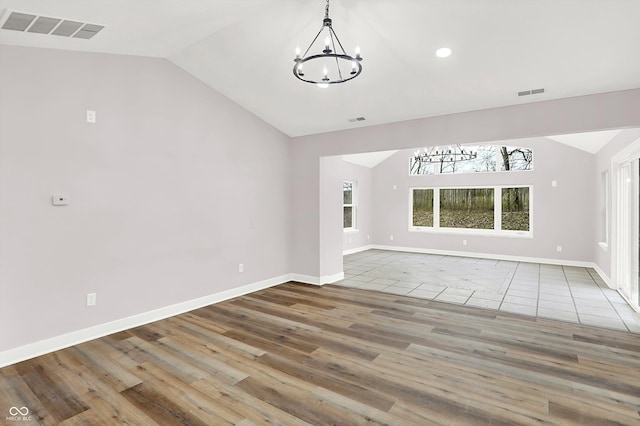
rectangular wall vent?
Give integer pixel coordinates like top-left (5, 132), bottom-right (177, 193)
top-left (518, 88), bottom-right (545, 97)
top-left (348, 117), bottom-right (366, 123)
top-left (1, 10), bottom-right (104, 39)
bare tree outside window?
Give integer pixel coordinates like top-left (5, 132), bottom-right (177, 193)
top-left (500, 146), bottom-right (533, 171)
top-left (474, 146), bottom-right (497, 172)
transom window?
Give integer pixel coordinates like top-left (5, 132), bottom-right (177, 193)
top-left (410, 145), bottom-right (533, 175)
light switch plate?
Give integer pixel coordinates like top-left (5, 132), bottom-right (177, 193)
top-left (87, 293), bottom-right (96, 307)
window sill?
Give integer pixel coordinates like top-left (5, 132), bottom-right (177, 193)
top-left (409, 226), bottom-right (533, 239)
top-left (344, 228), bottom-right (359, 234)
top-left (598, 242), bottom-right (609, 251)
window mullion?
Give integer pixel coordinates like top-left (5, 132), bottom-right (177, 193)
top-left (495, 186), bottom-right (502, 231)
top-left (434, 188), bottom-right (440, 229)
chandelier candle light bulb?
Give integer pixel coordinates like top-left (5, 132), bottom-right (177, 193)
top-left (293, 0), bottom-right (363, 86)
top-left (413, 145), bottom-right (478, 165)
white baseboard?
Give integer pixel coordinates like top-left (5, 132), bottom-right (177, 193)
top-left (289, 273), bottom-right (323, 286)
top-left (289, 272), bottom-right (344, 285)
top-left (371, 244), bottom-right (596, 268)
top-left (343, 244), bottom-right (374, 256)
top-left (0, 274), bottom-right (291, 368)
top-left (591, 263), bottom-right (614, 289)
top-left (321, 272), bottom-right (344, 284)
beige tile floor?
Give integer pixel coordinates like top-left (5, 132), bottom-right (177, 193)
top-left (336, 249), bottom-right (640, 333)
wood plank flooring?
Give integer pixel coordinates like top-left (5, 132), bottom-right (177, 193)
top-left (2, 282), bottom-right (640, 425)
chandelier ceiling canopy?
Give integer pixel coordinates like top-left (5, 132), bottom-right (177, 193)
top-left (293, 0), bottom-right (362, 88)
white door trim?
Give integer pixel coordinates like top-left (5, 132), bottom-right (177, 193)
top-left (611, 137), bottom-right (640, 310)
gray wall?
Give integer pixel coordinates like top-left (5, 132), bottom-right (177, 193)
top-left (370, 138), bottom-right (594, 262)
top-left (0, 45), bottom-right (292, 352)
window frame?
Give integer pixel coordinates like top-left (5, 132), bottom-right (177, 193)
top-left (343, 180), bottom-right (358, 232)
top-left (409, 185), bottom-right (533, 238)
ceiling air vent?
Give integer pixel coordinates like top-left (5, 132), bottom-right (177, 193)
top-left (1, 10), bottom-right (104, 39)
top-left (348, 117), bottom-right (366, 123)
top-left (518, 88), bottom-right (545, 97)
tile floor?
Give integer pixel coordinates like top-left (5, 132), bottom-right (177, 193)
top-left (336, 249), bottom-right (640, 333)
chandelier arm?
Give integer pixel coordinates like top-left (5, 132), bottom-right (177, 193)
top-left (302, 25), bottom-right (326, 58)
top-left (327, 29), bottom-right (344, 80)
top-left (329, 27), bottom-right (349, 56)
top-left (334, 55), bottom-right (343, 80)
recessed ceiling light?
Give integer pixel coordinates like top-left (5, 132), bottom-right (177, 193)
top-left (436, 47), bottom-right (452, 58)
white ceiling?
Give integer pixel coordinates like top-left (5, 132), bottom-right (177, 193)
top-left (546, 130), bottom-right (624, 154)
top-left (1, 0), bottom-right (639, 138)
top-left (342, 150), bottom-right (398, 168)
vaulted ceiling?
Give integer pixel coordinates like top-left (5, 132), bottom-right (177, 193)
top-left (1, 0), bottom-right (639, 138)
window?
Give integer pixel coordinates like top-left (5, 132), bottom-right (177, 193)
top-left (343, 181), bottom-right (356, 230)
top-left (499, 146), bottom-right (533, 171)
top-left (410, 186), bottom-right (532, 235)
top-left (440, 146), bottom-right (497, 174)
top-left (410, 145), bottom-right (532, 175)
top-left (501, 187), bottom-right (530, 231)
top-left (412, 189), bottom-right (434, 227)
top-left (440, 188), bottom-right (494, 229)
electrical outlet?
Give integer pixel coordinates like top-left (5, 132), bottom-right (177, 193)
top-left (390, 235), bottom-right (394, 241)
top-left (52, 195), bottom-right (69, 206)
top-left (86, 110), bottom-right (96, 123)
top-left (86, 293), bottom-right (96, 307)
top-left (551, 180), bottom-right (558, 187)
top-left (463, 239), bottom-right (467, 246)
top-left (239, 263), bottom-right (244, 273)
top-left (367, 235), bottom-right (370, 240)
top-left (556, 245), bottom-right (562, 252)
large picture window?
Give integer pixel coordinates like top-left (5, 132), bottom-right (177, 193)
top-left (410, 186), bottom-right (532, 235)
top-left (440, 188), bottom-right (494, 229)
top-left (343, 181), bottom-right (356, 230)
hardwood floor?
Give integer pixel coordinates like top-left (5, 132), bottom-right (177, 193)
top-left (2, 282), bottom-right (640, 425)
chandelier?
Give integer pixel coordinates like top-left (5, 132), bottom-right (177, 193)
top-left (293, 0), bottom-right (362, 88)
top-left (413, 145), bottom-right (478, 164)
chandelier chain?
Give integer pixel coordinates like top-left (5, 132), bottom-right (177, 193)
top-left (325, 0), bottom-right (330, 20)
